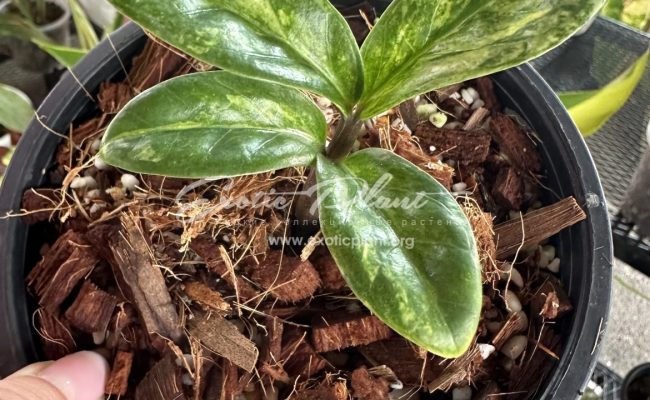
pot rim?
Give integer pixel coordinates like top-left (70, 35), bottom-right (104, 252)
top-left (0, 0), bottom-right (71, 34)
top-left (0, 23), bottom-right (613, 399)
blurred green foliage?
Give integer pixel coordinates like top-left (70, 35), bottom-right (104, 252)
top-left (603, 0), bottom-right (650, 31)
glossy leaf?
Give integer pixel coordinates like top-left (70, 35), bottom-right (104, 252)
top-left (359, 0), bottom-right (605, 118)
top-left (32, 39), bottom-right (86, 67)
top-left (559, 50), bottom-right (648, 136)
top-left (316, 148), bottom-right (481, 357)
top-left (0, 83), bottom-right (34, 132)
top-left (108, 0), bottom-right (363, 114)
top-left (101, 72), bottom-right (326, 178)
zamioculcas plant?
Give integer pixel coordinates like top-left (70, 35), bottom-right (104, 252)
top-left (100, 0), bottom-right (603, 358)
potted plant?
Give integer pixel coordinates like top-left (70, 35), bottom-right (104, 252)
top-left (0, 0), bottom-right (612, 399)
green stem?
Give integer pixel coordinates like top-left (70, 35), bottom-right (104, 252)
top-left (325, 105), bottom-right (364, 161)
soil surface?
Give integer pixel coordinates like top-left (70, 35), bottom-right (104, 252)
top-left (16, 9), bottom-right (587, 400)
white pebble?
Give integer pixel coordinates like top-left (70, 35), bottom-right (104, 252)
top-left (91, 138), bottom-right (102, 152)
top-left (120, 173), bottom-right (139, 190)
top-left (84, 189), bottom-right (100, 201)
top-left (501, 335), bottom-right (528, 360)
top-left (500, 266), bottom-right (524, 288)
top-left (453, 105), bottom-right (466, 117)
top-left (593, 385), bottom-right (604, 397)
top-left (538, 245), bottom-right (556, 268)
top-left (70, 177), bottom-right (86, 189)
top-left (547, 257), bottom-right (561, 273)
top-left (391, 118), bottom-right (404, 129)
top-left (505, 290), bottom-right (522, 313)
top-left (84, 176), bottom-right (98, 189)
top-left (471, 99), bottom-right (485, 110)
top-left (94, 157), bottom-right (109, 170)
top-left (514, 311), bottom-right (529, 331)
top-left (467, 87), bottom-right (480, 101)
top-left (429, 145), bottom-right (436, 153)
top-left (89, 202), bottom-right (106, 215)
top-left (70, 176), bottom-right (97, 190)
top-left (478, 343), bottom-right (496, 360)
top-left (182, 373), bottom-right (194, 386)
top-left (460, 88), bottom-right (475, 104)
top-left (92, 330), bottom-right (106, 345)
top-left (416, 103), bottom-right (438, 117)
top-left (449, 92), bottom-right (461, 100)
top-left (389, 380), bottom-right (403, 390)
top-left (452, 385), bottom-right (472, 400)
top-left (429, 112), bottom-right (448, 128)
top-left (452, 182), bottom-right (467, 193)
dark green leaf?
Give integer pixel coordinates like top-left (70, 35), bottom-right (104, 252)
top-left (316, 148), bottom-right (481, 357)
top-left (108, 0), bottom-right (363, 114)
top-left (100, 72), bottom-right (327, 178)
top-left (359, 0), bottom-right (605, 118)
top-left (0, 83), bottom-right (34, 132)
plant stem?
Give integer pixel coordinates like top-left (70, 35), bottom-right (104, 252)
top-left (293, 106), bottom-right (364, 226)
top-left (326, 105), bottom-right (364, 161)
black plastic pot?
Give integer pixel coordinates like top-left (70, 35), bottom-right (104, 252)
top-left (0, 23), bottom-right (612, 398)
top-left (622, 363), bottom-right (650, 400)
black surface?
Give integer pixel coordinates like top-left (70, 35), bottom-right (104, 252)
top-left (0, 22), bottom-right (612, 400)
top-left (622, 363), bottom-right (650, 400)
top-left (534, 17), bottom-right (650, 275)
top-left (533, 17), bottom-right (650, 213)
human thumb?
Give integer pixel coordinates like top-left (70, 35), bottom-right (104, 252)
top-left (0, 351), bottom-right (108, 400)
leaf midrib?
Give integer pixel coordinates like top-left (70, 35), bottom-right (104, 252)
top-left (337, 160), bottom-right (461, 349)
top-left (109, 122), bottom-right (323, 147)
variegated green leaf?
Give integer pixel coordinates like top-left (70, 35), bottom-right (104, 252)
top-left (317, 148), bottom-right (481, 357)
top-left (359, 0), bottom-right (605, 118)
top-left (108, 0), bottom-right (363, 114)
top-left (100, 72), bottom-right (327, 178)
top-left (0, 83), bottom-right (33, 132)
top-left (560, 50), bottom-right (648, 136)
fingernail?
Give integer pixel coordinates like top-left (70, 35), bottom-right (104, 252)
top-left (38, 351), bottom-right (108, 400)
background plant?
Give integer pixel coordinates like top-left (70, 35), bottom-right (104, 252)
top-left (559, 50), bottom-right (648, 136)
top-left (1, 0), bottom-right (106, 67)
top-left (101, 0), bottom-right (603, 358)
